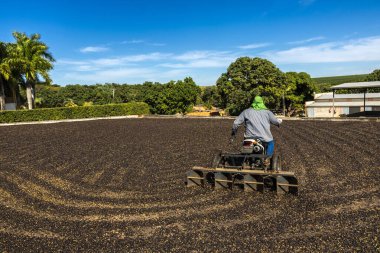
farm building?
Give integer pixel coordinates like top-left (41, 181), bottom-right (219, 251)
top-left (305, 81), bottom-right (380, 117)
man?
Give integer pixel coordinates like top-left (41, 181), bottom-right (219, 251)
top-left (231, 96), bottom-right (282, 164)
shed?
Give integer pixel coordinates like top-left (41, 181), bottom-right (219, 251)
top-left (305, 81), bottom-right (380, 117)
top-left (330, 81), bottom-right (380, 117)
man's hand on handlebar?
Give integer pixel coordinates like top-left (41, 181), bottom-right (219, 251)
top-left (277, 118), bottom-right (282, 127)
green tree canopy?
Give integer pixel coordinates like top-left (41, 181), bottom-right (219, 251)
top-left (284, 72), bottom-right (315, 116)
top-left (365, 69), bottom-right (380, 81)
top-left (200, 86), bottom-right (220, 109)
top-left (216, 57), bottom-right (284, 115)
top-left (143, 77), bottom-right (200, 114)
top-left (0, 42), bottom-right (11, 110)
top-left (8, 32), bottom-right (55, 109)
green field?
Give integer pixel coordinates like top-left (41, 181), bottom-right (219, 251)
top-left (312, 74), bottom-right (369, 92)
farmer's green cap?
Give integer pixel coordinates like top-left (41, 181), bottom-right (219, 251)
top-left (251, 96), bottom-right (267, 110)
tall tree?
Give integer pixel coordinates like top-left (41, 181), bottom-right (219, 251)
top-left (0, 42), bottom-right (11, 110)
top-left (8, 32), bottom-right (55, 109)
top-left (365, 69), bottom-right (380, 81)
top-left (284, 72), bottom-right (315, 116)
top-left (141, 78), bottom-right (200, 114)
top-left (216, 57), bottom-right (284, 115)
top-left (166, 77), bottom-right (200, 114)
top-left (201, 86), bottom-right (220, 108)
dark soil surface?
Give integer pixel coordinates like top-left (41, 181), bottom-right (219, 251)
top-left (0, 118), bottom-right (379, 252)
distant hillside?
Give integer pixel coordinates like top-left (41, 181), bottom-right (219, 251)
top-left (312, 74), bottom-right (368, 92)
top-left (312, 74), bottom-right (368, 85)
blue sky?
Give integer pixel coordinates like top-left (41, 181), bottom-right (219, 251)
top-left (1, 0), bottom-right (380, 85)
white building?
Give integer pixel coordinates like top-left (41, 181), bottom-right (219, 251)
top-left (305, 81), bottom-right (380, 117)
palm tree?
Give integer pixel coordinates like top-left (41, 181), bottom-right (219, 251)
top-left (9, 32), bottom-right (55, 109)
top-left (0, 42), bottom-right (11, 111)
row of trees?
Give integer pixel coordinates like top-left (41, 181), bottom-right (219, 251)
top-left (36, 78), bottom-right (201, 114)
top-left (0, 32), bottom-right (55, 110)
top-left (36, 56), bottom-right (371, 116)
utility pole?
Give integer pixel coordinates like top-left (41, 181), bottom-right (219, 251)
top-left (112, 88), bottom-right (115, 103)
top-left (282, 92), bottom-right (286, 117)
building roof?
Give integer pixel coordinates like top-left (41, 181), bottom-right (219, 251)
top-left (315, 92), bottom-right (380, 99)
top-left (331, 81), bottom-right (380, 90)
top-left (306, 101), bottom-right (380, 107)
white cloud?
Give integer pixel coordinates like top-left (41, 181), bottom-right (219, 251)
top-left (92, 52), bottom-right (170, 66)
top-left (55, 36), bottom-right (380, 85)
top-left (174, 50), bottom-right (234, 61)
top-left (158, 69), bottom-right (190, 78)
top-left (55, 50), bottom-right (237, 84)
top-left (189, 59), bottom-right (230, 68)
top-left (158, 63), bottom-right (187, 68)
top-left (174, 51), bottom-right (216, 61)
top-left (91, 52), bottom-right (171, 67)
top-left (121, 40), bottom-right (166, 47)
top-left (238, 43), bottom-right (271, 50)
top-left (60, 50), bottom-right (235, 71)
top-left (56, 59), bottom-right (88, 65)
top-left (64, 68), bottom-right (154, 83)
top-left (121, 40), bottom-right (144, 44)
top-left (91, 58), bottom-right (124, 66)
top-left (160, 50), bottom-right (238, 69)
top-left (121, 52), bottom-right (172, 62)
top-left (76, 65), bottom-right (99, 72)
top-left (262, 36), bottom-right (380, 63)
top-left (94, 68), bottom-right (154, 78)
top-left (58, 53), bottom-right (172, 70)
top-left (80, 46), bottom-right (109, 53)
top-left (62, 67), bottom-right (191, 84)
top-left (70, 37), bottom-right (380, 69)
top-left (159, 59), bottom-right (230, 69)
top-left (343, 32), bottom-right (359, 39)
top-left (288, 36), bottom-right (325, 45)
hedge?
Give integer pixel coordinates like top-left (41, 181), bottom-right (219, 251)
top-left (0, 102), bottom-right (150, 123)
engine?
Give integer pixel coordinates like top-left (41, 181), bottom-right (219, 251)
top-left (241, 139), bottom-right (265, 154)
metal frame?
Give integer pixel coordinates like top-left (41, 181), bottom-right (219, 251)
top-left (217, 152), bottom-right (271, 170)
top-left (186, 166), bottom-right (298, 195)
top-left (220, 153), bottom-right (270, 159)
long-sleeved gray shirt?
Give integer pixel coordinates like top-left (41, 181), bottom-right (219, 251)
top-left (232, 108), bottom-right (281, 142)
